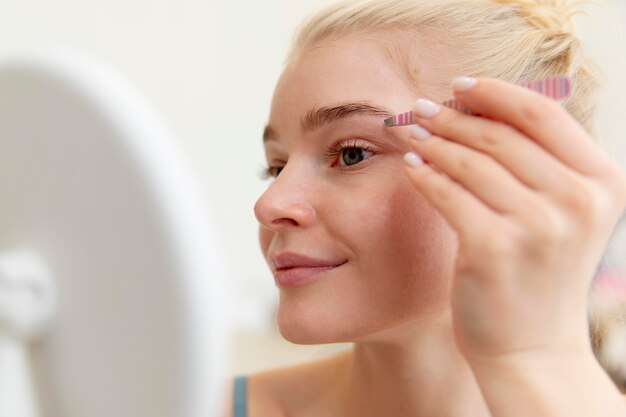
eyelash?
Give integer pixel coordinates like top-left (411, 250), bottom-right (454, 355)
top-left (258, 165), bottom-right (282, 180)
top-left (259, 138), bottom-right (374, 180)
top-left (324, 139), bottom-right (372, 166)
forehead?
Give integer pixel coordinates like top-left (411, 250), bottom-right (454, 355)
top-left (271, 37), bottom-right (411, 122)
top-left (268, 35), bottom-right (449, 135)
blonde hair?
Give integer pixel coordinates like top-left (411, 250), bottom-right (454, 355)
top-left (288, 0), bottom-right (604, 141)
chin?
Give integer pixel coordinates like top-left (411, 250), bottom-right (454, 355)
top-left (278, 324), bottom-right (324, 345)
top-left (275, 301), bottom-right (358, 344)
top-left (275, 299), bottom-right (396, 345)
top-left (277, 308), bottom-right (335, 344)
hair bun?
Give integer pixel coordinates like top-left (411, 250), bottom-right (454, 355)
top-left (494, 0), bottom-right (587, 35)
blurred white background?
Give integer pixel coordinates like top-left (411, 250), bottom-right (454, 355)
top-left (1, 0), bottom-right (625, 375)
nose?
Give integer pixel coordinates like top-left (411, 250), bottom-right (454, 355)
top-left (254, 167), bottom-right (317, 231)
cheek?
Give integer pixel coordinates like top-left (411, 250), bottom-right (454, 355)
top-left (346, 178), bottom-right (457, 291)
top-left (385, 189), bottom-right (453, 272)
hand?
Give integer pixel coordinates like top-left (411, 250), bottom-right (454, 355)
top-left (404, 77), bottom-right (626, 362)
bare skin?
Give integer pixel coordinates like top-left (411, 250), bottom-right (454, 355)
top-left (221, 34), bottom-right (626, 417)
top-left (229, 312), bottom-right (492, 417)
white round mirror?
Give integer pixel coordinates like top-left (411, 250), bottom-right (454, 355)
top-left (0, 54), bottom-right (229, 417)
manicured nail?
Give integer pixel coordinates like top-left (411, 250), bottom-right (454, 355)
top-left (410, 125), bottom-right (432, 141)
top-left (452, 76), bottom-right (477, 92)
top-left (413, 99), bottom-right (441, 118)
top-left (404, 152), bottom-right (424, 167)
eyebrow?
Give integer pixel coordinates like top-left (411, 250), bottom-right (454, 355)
top-left (262, 102), bottom-right (394, 143)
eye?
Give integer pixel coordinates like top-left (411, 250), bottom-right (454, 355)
top-left (326, 139), bottom-right (375, 168)
top-left (340, 147), bottom-right (373, 166)
top-left (259, 165), bottom-right (284, 180)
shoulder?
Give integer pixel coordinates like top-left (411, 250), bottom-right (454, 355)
top-left (220, 375), bottom-right (257, 417)
top-left (241, 350), bottom-right (351, 417)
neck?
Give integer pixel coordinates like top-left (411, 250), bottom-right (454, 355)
top-left (335, 311), bottom-right (492, 417)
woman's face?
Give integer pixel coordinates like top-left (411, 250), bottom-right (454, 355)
top-left (254, 36), bottom-right (459, 344)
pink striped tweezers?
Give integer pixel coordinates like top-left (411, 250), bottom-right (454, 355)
top-left (383, 75), bottom-right (572, 127)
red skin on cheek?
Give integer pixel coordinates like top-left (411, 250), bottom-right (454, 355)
top-left (368, 185), bottom-right (456, 314)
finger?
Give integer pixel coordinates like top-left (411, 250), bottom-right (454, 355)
top-left (408, 134), bottom-right (541, 215)
top-left (409, 101), bottom-right (583, 196)
top-left (404, 151), bottom-right (497, 239)
top-left (446, 77), bottom-right (609, 177)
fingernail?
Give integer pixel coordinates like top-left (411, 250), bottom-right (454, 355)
top-left (404, 152), bottom-right (424, 167)
top-left (413, 99), bottom-right (441, 118)
top-left (410, 125), bottom-right (432, 141)
top-left (452, 76), bottom-right (477, 92)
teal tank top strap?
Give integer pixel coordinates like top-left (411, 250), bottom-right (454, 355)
top-left (233, 375), bottom-right (248, 417)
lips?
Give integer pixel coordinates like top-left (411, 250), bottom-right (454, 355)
top-left (268, 252), bottom-right (347, 288)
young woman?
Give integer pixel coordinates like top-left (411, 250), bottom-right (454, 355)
top-left (226, 1), bottom-right (626, 416)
